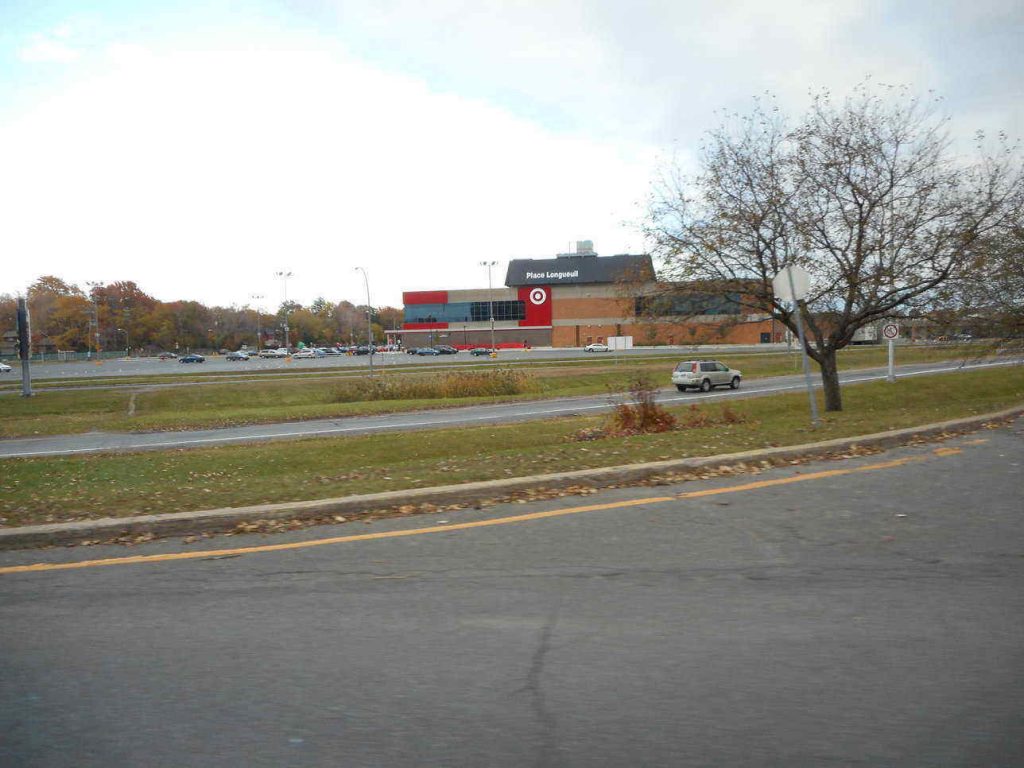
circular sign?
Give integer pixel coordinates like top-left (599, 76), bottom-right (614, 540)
top-left (882, 323), bottom-right (900, 340)
top-left (529, 288), bottom-right (547, 306)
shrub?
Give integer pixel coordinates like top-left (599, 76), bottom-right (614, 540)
top-left (608, 377), bottom-right (677, 435)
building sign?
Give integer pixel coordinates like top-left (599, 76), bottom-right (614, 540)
top-left (525, 270), bottom-right (579, 281)
top-left (518, 285), bottom-right (551, 327)
top-left (506, 254), bottom-right (654, 287)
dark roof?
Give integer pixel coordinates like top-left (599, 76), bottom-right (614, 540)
top-left (504, 254), bottom-right (654, 287)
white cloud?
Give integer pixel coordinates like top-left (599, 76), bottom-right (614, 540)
top-left (17, 34), bottom-right (81, 64)
top-left (0, 41), bottom-right (658, 307)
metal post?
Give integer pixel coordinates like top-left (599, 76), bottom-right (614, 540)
top-left (888, 339), bottom-right (896, 383)
top-left (786, 268), bottom-right (820, 428)
top-left (250, 294), bottom-right (264, 352)
top-left (355, 267), bottom-right (373, 376)
top-left (17, 297), bottom-right (32, 397)
top-left (275, 271), bottom-right (293, 351)
top-left (480, 260), bottom-right (498, 353)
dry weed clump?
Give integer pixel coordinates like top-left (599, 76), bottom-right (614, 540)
top-left (332, 369), bottom-right (535, 402)
top-left (571, 381), bottom-right (752, 442)
top-left (610, 377), bottom-right (677, 435)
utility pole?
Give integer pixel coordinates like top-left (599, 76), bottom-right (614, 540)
top-left (355, 267), bottom-right (374, 376)
top-left (16, 297), bottom-right (32, 397)
top-left (480, 260), bottom-right (498, 354)
top-left (275, 271), bottom-right (293, 351)
top-left (250, 293), bottom-right (264, 351)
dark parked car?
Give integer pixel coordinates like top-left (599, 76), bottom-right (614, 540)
top-left (225, 351), bottom-right (250, 361)
top-left (415, 347), bottom-right (442, 355)
top-left (433, 344), bottom-right (458, 354)
top-left (470, 347), bottom-right (496, 356)
top-left (354, 345), bottom-right (376, 355)
top-left (179, 353), bottom-right (205, 364)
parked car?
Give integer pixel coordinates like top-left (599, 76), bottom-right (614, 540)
top-left (470, 347), bottom-right (496, 356)
top-left (354, 345), bottom-right (376, 355)
top-left (259, 348), bottom-right (290, 358)
top-left (584, 342), bottom-right (610, 352)
top-left (415, 347), bottom-right (442, 355)
top-left (226, 351), bottom-right (250, 361)
top-left (433, 344), bottom-right (458, 354)
top-left (0, 362), bottom-right (12, 373)
top-left (671, 360), bottom-right (741, 392)
top-left (179, 353), bottom-right (206, 364)
top-left (319, 347), bottom-right (341, 355)
top-left (292, 348), bottom-right (324, 359)
top-left (158, 352), bottom-right (178, 360)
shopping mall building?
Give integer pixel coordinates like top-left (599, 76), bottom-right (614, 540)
top-left (394, 243), bottom-right (781, 349)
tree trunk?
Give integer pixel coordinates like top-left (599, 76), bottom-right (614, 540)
top-left (820, 349), bottom-right (842, 412)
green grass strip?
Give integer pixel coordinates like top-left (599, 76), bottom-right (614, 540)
top-left (1, 364), bottom-right (1020, 527)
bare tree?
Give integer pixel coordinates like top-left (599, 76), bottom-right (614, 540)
top-left (646, 84), bottom-right (1022, 411)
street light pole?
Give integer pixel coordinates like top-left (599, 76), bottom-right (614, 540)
top-left (275, 271), bottom-right (293, 350)
top-left (355, 267), bottom-right (374, 376)
top-left (86, 281), bottom-right (102, 359)
top-left (250, 293), bottom-right (264, 352)
top-left (479, 260), bottom-right (498, 353)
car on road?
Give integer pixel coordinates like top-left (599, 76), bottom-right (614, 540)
top-left (258, 348), bottom-right (289, 358)
top-left (157, 352), bottom-right (178, 360)
top-left (671, 360), bottom-right (741, 392)
top-left (584, 342), bottom-right (610, 352)
top-left (470, 347), bottom-right (496, 356)
top-left (0, 361), bottom-right (11, 373)
top-left (433, 344), bottom-right (458, 354)
top-left (179, 353), bottom-right (206, 364)
top-left (292, 348), bottom-right (324, 359)
top-left (415, 347), bottom-right (442, 355)
top-left (225, 351), bottom-right (250, 361)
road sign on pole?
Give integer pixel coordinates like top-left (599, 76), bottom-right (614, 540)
top-left (772, 265), bottom-right (811, 302)
top-left (883, 323), bottom-right (900, 383)
top-left (773, 266), bottom-right (818, 428)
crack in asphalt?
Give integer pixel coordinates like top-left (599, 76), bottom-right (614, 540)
top-left (515, 600), bottom-right (562, 768)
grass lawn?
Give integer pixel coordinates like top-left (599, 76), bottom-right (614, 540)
top-left (2, 364), bottom-right (1021, 527)
top-left (0, 345), bottom-right (978, 438)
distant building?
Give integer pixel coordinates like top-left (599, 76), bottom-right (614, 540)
top-left (392, 245), bottom-right (780, 349)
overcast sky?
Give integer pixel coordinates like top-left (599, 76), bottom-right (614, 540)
top-left (1, 0), bottom-right (1021, 308)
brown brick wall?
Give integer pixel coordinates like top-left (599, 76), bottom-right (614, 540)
top-left (552, 296), bottom-right (633, 321)
top-left (551, 319), bottom-right (780, 347)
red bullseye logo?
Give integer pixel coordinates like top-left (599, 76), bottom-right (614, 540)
top-left (529, 288), bottom-right (547, 306)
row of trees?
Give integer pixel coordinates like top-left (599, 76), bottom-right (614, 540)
top-left (645, 83), bottom-right (1023, 411)
top-left (0, 278), bottom-right (403, 354)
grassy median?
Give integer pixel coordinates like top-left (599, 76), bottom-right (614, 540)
top-left (0, 345), bottom-right (977, 438)
top-left (1, 364), bottom-right (1021, 527)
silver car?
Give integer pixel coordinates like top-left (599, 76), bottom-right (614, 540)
top-left (671, 360), bottom-right (742, 392)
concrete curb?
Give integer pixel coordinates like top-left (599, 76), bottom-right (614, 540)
top-left (2, 404), bottom-right (1021, 551)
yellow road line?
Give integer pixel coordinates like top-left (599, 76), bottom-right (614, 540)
top-left (0, 453), bottom-right (950, 576)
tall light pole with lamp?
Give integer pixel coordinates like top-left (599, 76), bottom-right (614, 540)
top-left (354, 267), bottom-right (374, 376)
top-left (275, 271), bottom-right (293, 350)
top-left (479, 260), bottom-right (498, 354)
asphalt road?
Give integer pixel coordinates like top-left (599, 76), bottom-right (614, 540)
top-left (0, 358), bottom-right (1017, 458)
top-left (7, 344), bottom-right (783, 383)
top-left (2, 423), bottom-right (1022, 767)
